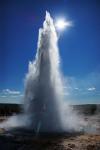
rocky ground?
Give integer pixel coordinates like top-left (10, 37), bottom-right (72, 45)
top-left (0, 104), bottom-right (99, 150)
top-left (0, 132), bottom-right (100, 150)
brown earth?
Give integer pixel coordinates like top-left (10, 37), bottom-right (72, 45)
top-left (0, 132), bottom-right (100, 150)
top-left (0, 104), bottom-right (99, 150)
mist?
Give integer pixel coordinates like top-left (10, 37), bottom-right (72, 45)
top-left (0, 11), bottom-right (85, 133)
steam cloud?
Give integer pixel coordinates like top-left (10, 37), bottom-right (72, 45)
top-left (0, 12), bottom-right (85, 133)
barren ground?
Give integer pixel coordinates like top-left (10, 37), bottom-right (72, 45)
top-left (0, 104), bottom-right (100, 150)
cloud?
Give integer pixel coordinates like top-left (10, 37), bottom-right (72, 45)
top-left (63, 71), bottom-right (100, 104)
top-left (2, 89), bottom-right (20, 95)
top-left (87, 87), bottom-right (96, 91)
top-left (74, 87), bottom-right (79, 90)
top-left (0, 95), bottom-right (7, 98)
top-left (0, 89), bottom-right (24, 103)
top-left (0, 89), bottom-right (23, 99)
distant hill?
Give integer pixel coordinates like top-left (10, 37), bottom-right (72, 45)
top-left (0, 103), bottom-right (21, 116)
top-left (0, 103), bottom-right (99, 116)
top-left (72, 104), bottom-right (100, 115)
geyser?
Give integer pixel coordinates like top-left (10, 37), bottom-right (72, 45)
top-left (23, 11), bottom-right (83, 133)
top-left (0, 11), bottom-right (84, 133)
top-left (24, 11), bottom-right (65, 132)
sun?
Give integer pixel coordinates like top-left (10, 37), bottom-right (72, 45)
top-left (55, 19), bottom-right (72, 30)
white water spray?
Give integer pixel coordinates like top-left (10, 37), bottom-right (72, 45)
top-left (0, 12), bottom-right (84, 133)
top-left (23, 11), bottom-right (83, 132)
top-left (24, 11), bottom-right (65, 132)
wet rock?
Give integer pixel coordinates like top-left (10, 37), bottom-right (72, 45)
top-left (53, 144), bottom-right (66, 150)
top-left (66, 148), bottom-right (72, 150)
top-left (68, 143), bottom-right (75, 148)
top-left (87, 144), bottom-right (96, 150)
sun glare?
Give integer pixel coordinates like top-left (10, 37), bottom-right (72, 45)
top-left (55, 19), bottom-right (72, 30)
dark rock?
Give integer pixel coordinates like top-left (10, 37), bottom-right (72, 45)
top-left (87, 144), bottom-right (95, 150)
top-left (68, 143), bottom-right (75, 148)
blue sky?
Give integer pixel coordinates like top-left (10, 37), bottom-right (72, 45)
top-left (0, 0), bottom-right (100, 104)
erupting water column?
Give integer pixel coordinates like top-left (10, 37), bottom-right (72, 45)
top-left (0, 11), bottom-right (84, 133)
top-left (24, 12), bottom-right (65, 133)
